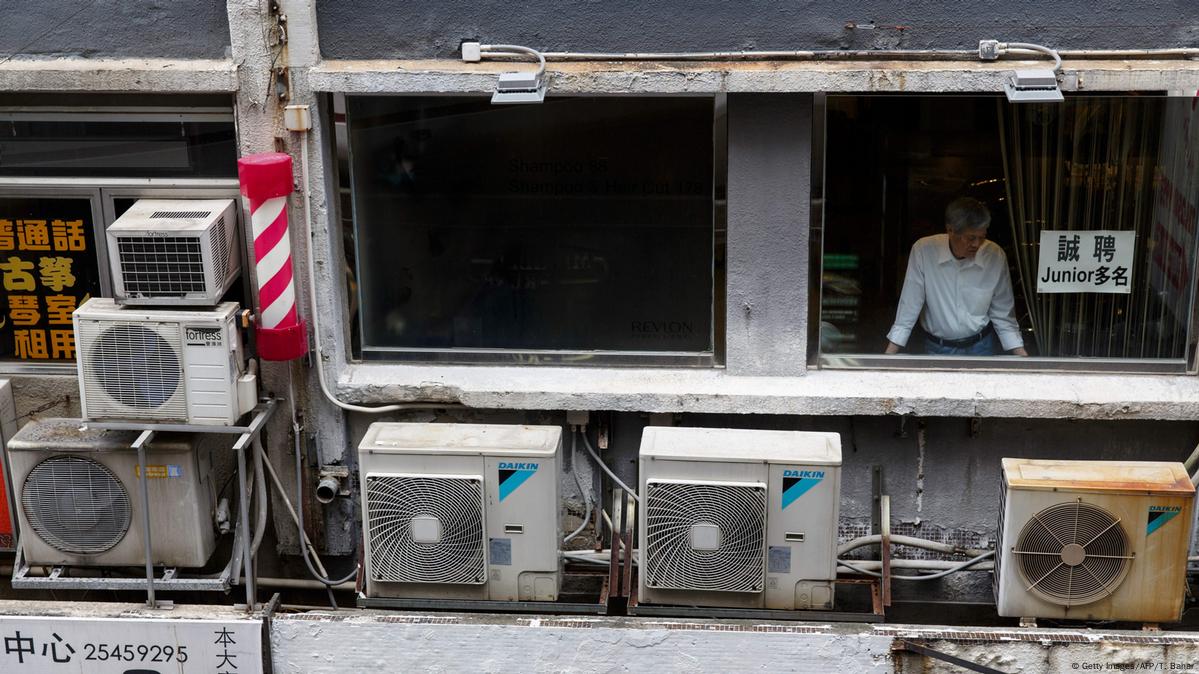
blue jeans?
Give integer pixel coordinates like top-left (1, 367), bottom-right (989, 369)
top-left (923, 330), bottom-right (999, 356)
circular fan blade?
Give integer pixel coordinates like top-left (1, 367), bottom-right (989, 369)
top-left (365, 475), bottom-right (487, 585)
top-left (22, 456), bottom-right (131, 554)
top-left (1013, 500), bottom-right (1131, 606)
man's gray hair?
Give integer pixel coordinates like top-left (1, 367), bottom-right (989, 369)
top-left (945, 197), bottom-right (991, 233)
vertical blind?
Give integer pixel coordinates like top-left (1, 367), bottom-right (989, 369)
top-left (999, 97), bottom-right (1195, 359)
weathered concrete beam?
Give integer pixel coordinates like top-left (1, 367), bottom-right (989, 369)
top-left (271, 611), bottom-right (1199, 674)
top-left (310, 58), bottom-right (1199, 95)
top-left (335, 363), bottom-right (1199, 420)
top-left (0, 58), bottom-right (237, 92)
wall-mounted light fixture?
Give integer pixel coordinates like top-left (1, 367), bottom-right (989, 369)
top-left (979, 40), bottom-right (1064, 103)
top-left (462, 41), bottom-right (547, 104)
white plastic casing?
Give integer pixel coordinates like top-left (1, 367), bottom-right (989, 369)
top-left (107, 198), bottom-right (241, 306)
top-left (8, 418), bottom-right (217, 568)
top-left (358, 423), bottom-right (561, 602)
top-left (74, 298), bottom-right (254, 426)
top-left (995, 458), bottom-right (1194, 622)
top-left (639, 426), bottom-right (842, 610)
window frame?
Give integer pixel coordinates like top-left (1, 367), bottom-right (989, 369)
top-left (335, 92), bottom-right (728, 368)
top-left (809, 92), bottom-right (1199, 375)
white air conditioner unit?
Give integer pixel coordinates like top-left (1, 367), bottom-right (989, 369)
top-left (7, 418), bottom-right (217, 568)
top-left (358, 422), bottom-right (561, 602)
top-left (996, 458), bottom-right (1195, 623)
top-left (107, 198), bottom-right (241, 306)
top-left (75, 298), bottom-right (257, 426)
top-left (638, 426), bottom-right (842, 611)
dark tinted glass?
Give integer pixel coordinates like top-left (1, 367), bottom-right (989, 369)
top-left (0, 119), bottom-right (236, 178)
top-left (346, 96), bottom-right (714, 355)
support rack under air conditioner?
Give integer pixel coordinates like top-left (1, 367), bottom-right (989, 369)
top-left (10, 400), bottom-right (278, 611)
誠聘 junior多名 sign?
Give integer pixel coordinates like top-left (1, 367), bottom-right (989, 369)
top-left (1036, 230), bottom-right (1135, 294)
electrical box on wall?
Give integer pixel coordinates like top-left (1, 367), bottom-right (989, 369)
top-left (358, 423), bottom-right (562, 602)
top-left (638, 426), bottom-right (842, 611)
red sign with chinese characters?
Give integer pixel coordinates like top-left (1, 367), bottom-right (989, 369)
top-left (0, 197), bottom-right (102, 362)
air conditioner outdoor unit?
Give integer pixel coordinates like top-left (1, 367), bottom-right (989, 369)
top-left (6, 418), bottom-right (218, 568)
top-left (995, 458), bottom-right (1195, 623)
top-left (638, 426), bottom-right (842, 611)
top-left (107, 198), bottom-right (241, 306)
top-left (358, 422), bottom-right (562, 602)
top-left (75, 298), bottom-right (257, 426)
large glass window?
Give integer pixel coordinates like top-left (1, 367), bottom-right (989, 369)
top-left (815, 95), bottom-right (1199, 371)
top-left (343, 96), bottom-right (720, 364)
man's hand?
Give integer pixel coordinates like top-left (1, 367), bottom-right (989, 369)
top-left (884, 341), bottom-right (902, 354)
top-left (1010, 347), bottom-right (1029, 356)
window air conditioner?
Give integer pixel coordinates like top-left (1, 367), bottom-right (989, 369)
top-left (107, 198), bottom-right (241, 306)
top-left (7, 418), bottom-right (218, 568)
top-left (358, 423), bottom-right (562, 602)
top-left (638, 426), bottom-right (842, 610)
top-left (74, 298), bottom-right (257, 426)
top-left (995, 458), bottom-right (1194, 623)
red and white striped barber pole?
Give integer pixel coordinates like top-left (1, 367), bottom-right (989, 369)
top-left (237, 152), bottom-right (308, 361)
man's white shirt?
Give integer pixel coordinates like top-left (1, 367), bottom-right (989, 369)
top-left (886, 233), bottom-right (1024, 351)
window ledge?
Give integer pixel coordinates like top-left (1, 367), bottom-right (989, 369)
top-left (336, 362), bottom-right (1198, 420)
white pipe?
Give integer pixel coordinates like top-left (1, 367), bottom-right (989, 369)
top-left (1000, 42), bottom-right (1062, 72)
top-left (839, 559), bottom-right (995, 571)
top-left (480, 44), bottom-right (546, 78)
top-left (255, 576), bottom-right (356, 592)
top-left (838, 534), bottom-right (990, 558)
top-left (492, 48), bottom-right (1199, 63)
top-left (578, 428), bottom-right (640, 503)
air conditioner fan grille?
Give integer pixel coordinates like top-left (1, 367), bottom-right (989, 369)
top-left (1013, 500), bottom-right (1132, 606)
top-left (88, 323), bottom-right (183, 410)
top-left (365, 475), bottom-right (486, 585)
top-left (116, 235), bottom-right (207, 296)
top-left (22, 456), bottom-right (132, 554)
top-left (644, 481), bottom-right (766, 593)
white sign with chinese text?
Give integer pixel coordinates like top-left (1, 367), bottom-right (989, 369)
top-left (1037, 230), bottom-right (1136, 294)
top-left (0, 615), bottom-right (262, 673)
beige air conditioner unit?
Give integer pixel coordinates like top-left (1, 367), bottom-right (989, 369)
top-left (638, 426), bottom-right (842, 611)
top-left (107, 198), bottom-right (241, 306)
top-left (7, 418), bottom-right (218, 568)
top-left (74, 298), bottom-right (257, 426)
top-left (358, 423), bottom-right (562, 602)
top-left (995, 458), bottom-right (1194, 623)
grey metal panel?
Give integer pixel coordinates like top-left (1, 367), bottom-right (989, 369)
top-left (316, 1), bottom-right (1198, 59)
top-left (726, 94), bottom-right (812, 376)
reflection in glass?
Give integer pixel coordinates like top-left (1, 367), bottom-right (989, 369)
top-left (820, 95), bottom-right (1199, 361)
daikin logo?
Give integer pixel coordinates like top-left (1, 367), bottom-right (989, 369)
top-left (1147, 505), bottom-right (1182, 536)
top-left (781, 469), bottom-right (824, 510)
top-left (498, 462), bottom-right (539, 501)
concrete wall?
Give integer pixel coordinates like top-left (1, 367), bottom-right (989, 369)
top-left (0, 2), bottom-right (230, 60)
top-left (316, 1), bottom-right (1199, 59)
top-left (726, 94), bottom-right (811, 376)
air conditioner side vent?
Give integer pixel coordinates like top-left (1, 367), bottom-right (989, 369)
top-left (150, 210), bottom-right (212, 219)
top-left (210, 214), bottom-right (230, 278)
